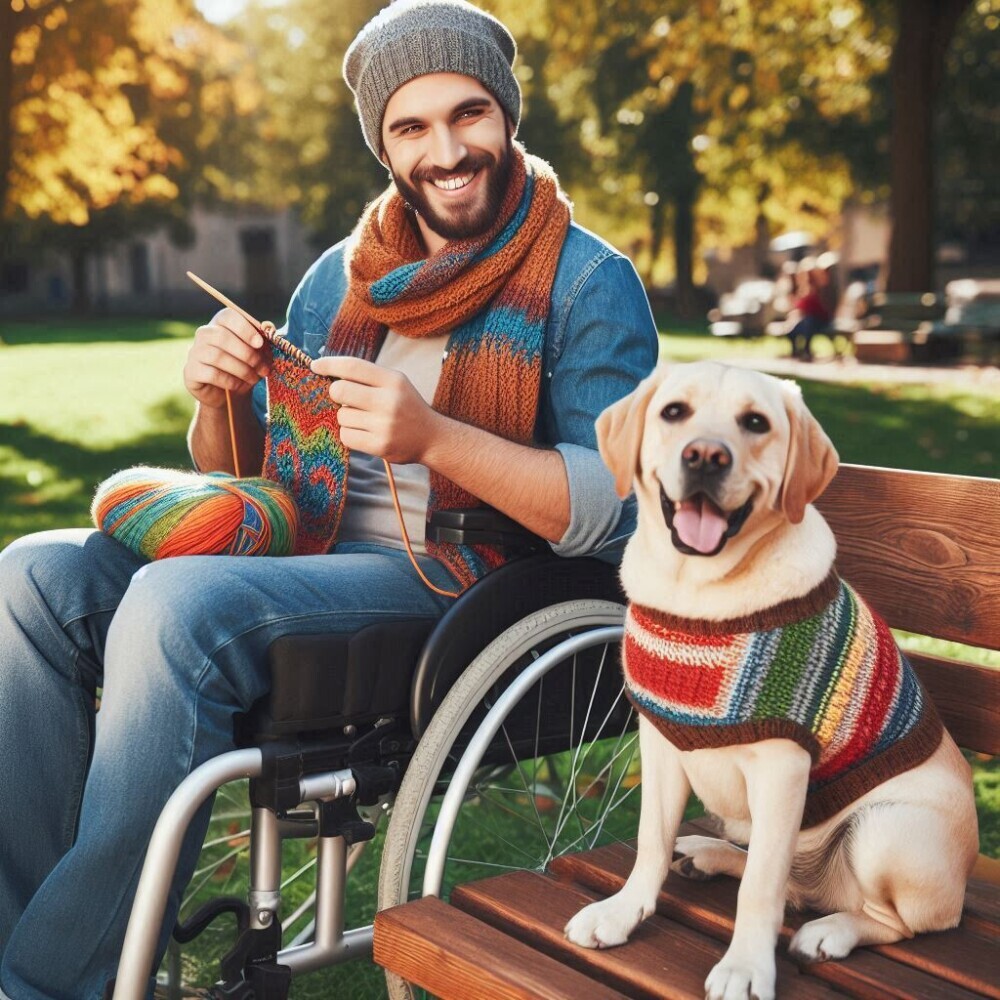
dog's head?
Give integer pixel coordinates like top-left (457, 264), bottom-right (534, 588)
top-left (597, 362), bottom-right (838, 558)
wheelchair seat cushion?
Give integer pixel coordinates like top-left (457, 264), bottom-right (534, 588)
top-left (240, 618), bottom-right (437, 740)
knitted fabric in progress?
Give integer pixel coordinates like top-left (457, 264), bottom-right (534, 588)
top-left (262, 344), bottom-right (344, 556)
top-left (624, 573), bottom-right (943, 828)
top-left (322, 143), bottom-right (571, 589)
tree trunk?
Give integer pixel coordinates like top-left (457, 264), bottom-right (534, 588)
top-left (669, 81), bottom-right (699, 319)
top-left (647, 201), bottom-right (667, 286)
top-left (71, 248), bottom-right (92, 314)
top-left (754, 184), bottom-right (772, 275)
top-left (673, 191), bottom-right (696, 318)
top-left (885, 0), bottom-right (971, 292)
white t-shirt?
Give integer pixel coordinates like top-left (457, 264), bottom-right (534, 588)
top-left (336, 330), bottom-right (449, 555)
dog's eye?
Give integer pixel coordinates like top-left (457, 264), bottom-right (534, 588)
top-left (661, 402), bottom-right (691, 422)
top-left (740, 412), bottom-right (771, 434)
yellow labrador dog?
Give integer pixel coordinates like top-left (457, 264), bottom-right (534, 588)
top-left (565, 362), bottom-right (978, 1000)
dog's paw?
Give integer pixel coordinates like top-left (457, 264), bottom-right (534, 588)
top-left (672, 835), bottom-right (745, 881)
top-left (788, 914), bottom-right (858, 964)
top-left (564, 896), bottom-right (647, 950)
top-left (704, 954), bottom-right (776, 1000)
top-left (672, 854), bottom-right (715, 881)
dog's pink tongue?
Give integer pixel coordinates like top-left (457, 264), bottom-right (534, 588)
top-left (674, 496), bottom-right (728, 554)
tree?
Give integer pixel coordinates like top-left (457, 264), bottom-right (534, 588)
top-left (229, 0), bottom-right (388, 248)
top-left (876, 0), bottom-right (973, 291)
top-left (1, 0), bottom-right (258, 308)
top-left (935, 1), bottom-right (1000, 250)
top-left (503, 0), bottom-right (886, 314)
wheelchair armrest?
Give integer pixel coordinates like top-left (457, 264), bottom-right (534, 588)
top-left (427, 507), bottom-right (545, 550)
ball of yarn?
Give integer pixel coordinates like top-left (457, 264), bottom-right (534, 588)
top-left (92, 467), bottom-right (299, 560)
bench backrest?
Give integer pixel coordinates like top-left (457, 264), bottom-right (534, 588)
top-left (815, 464), bottom-right (1000, 756)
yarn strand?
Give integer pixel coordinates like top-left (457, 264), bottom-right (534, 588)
top-left (225, 390), bottom-right (242, 479)
top-left (384, 461), bottom-right (459, 598)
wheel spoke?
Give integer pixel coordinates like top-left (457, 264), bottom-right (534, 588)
top-left (442, 807), bottom-right (542, 867)
top-left (556, 780), bottom-right (642, 857)
top-left (497, 718), bottom-right (553, 857)
top-left (548, 645), bottom-right (606, 856)
top-left (181, 844), bottom-right (246, 908)
top-left (547, 645), bottom-right (627, 859)
top-left (588, 711), bottom-right (638, 829)
top-left (441, 856), bottom-right (542, 874)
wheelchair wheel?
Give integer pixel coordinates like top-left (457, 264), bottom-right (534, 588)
top-left (378, 600), bottom-right (635, 1000)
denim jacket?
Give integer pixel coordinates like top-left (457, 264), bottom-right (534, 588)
top-left (252, 222), bottom-right (659, 562)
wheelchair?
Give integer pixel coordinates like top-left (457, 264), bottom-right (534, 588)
top-left (111, 511), bottom-right (638, 1000)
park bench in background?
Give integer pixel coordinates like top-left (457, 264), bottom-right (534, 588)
top-left (914, 279), bottom-right (1000, 366)
top-left (374, 463), bottom-right (1000, 1000)
top-left (851, 292), bottom-right (948, 364)
top-left (708, 279), bottom-right (777, 338)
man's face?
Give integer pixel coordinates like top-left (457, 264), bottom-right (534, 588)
top-left (381, 73), bottom-right (513, 243)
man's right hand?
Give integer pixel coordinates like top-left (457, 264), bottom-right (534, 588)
top-left (183, 308), bottom-right (272, 409)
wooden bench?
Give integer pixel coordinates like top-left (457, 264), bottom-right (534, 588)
top-left (852, 293), bottom-right (949, 364)
top-left (917, 286), bottom-right (1000, 367)
top-left (374, 464), bottom-right (1000, 999)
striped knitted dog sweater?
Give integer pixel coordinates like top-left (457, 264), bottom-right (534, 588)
top-left (624, 573), bottom-right (943, 827)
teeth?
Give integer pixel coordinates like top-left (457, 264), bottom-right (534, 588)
top-left (432, 173), bottom-right (475, 191)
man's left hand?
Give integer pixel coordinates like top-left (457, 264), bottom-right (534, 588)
top-left (311, 355), bottom-right (443, 464)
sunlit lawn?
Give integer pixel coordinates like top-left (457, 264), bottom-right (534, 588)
top-left (0, 319), bottom-right (195, 544)
top-left (1, 317), bottom-right (997, 994)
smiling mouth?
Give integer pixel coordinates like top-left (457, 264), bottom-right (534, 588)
top-left (660, 486), bottom-right (753, 557)
top-left (431, 170), bottom-right (477, 191)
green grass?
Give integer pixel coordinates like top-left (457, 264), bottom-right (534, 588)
top-left (0, 319), bottom-right (196, 545)
top-left (1, 317), bottom-right (998, 996)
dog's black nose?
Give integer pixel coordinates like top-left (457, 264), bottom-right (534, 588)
top-left (681, 439), bottom-right (732, 475)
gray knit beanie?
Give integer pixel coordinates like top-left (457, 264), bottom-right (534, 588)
top-left (344, 0), bottom-right (521, 158)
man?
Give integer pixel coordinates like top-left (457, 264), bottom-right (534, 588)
top-left (0, 1), bottom-right (657, 996)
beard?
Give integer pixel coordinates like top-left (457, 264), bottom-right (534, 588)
top-left (390, 139), bottom-right (513, 243)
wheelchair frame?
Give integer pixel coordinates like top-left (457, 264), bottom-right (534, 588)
top-left (111, 542), bottom-right (630, 1000)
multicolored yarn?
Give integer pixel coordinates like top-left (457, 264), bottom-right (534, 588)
top-left (623, 573), bottom-right (943, 827)
top-left (318, 142), bottom-right (571, 589)
top-left (92, 466), bottom-right (298, 560)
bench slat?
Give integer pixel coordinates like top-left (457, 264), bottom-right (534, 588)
top-left (910, 652), bottom-right (1000, 755)
top-left (816, 465), bottom-right (1000, 650)
top-left (373, 896), bottom-right (630, 1000)
top-left (871, 925), bottom-right (1000, 999)
top-left (452, 870), bottom-right (841, 1000)
top-left (965, 870), bottom-right (1000, 928)
top-left (551, 837), bottom-right (990, 1000)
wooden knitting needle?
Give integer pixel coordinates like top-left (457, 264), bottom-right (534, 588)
top-left (185, 271), bottom-right (315, 369)
top-left (187, 270), bottom-right (265, 330)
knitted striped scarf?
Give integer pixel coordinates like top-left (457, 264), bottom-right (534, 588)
top-left (262, 144), bottom-right (570, 589)
top-left (623, 573), bottom-right (943, 827)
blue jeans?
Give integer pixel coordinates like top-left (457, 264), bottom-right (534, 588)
top-left (0, 530), bottom-right (457, 1000)
top-left (787, 314), bottom-right (826, 357)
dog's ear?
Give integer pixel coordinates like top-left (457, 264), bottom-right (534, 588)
top-left (596, 368), bottom-right (665, 499)
top-left (777, 382), bottom-right (839, 523)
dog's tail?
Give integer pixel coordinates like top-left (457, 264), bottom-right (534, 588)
top-left (787, 807), bottom-right (868, 912)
